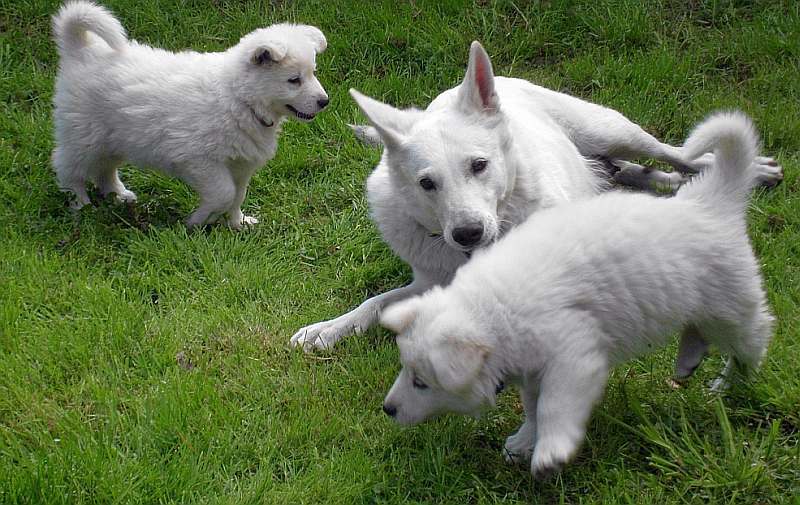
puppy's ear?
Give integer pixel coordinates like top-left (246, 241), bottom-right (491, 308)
top-left (301, 25), bottom-right (327, 53)
top-left (251, 41), bottom-right (287, 65)
top-left (430, 339), bottom-right (488, 393)
top-left (380, 297), bottom-right (422, 334)
top-left (457, 41), bottom-right (499, 113)
top-left (349, 89), bottom-right (421, 149)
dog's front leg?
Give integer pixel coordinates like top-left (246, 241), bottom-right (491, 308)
top-left (503, 377), bottom-right (540, 465)
top-left (290, 272), bottom-right (437, 352)
top-left (227, 169), bottom-right (258, 229)
top-left (184, 168), bottom-right (237, 229)
top-left (531, 349), bottom-right (608, 480)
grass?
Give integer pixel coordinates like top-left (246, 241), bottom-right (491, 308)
top-left (1, 0), bottom-right (799, 503)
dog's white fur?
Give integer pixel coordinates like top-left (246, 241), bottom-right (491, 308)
top-left (379, 111), bottom-right (773, 479)
top-left (52, 1), bottom-right (328, 228)
top-left (291, 41), bottom-right (780, 351)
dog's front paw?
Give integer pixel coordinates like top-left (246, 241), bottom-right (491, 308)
top-left (530, 436), bottom-right (574, 480)
top-left (290, 324), bottom-right (324, 351)
top-left (116, 189), bottom-right (138, 203)
top-left (227, 213), bottom-right (259, 230)
top-left (503, 431), bottom-right (534, 465)
top-left (290, 321), bottom-right (348, 352)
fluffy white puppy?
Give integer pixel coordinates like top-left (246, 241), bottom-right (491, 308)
top-left (51, 1), bottom-right (328, 228)
top-left (380, 111), bottom-right (773, 479)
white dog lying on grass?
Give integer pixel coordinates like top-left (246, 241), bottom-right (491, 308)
top-left (51, 1), bottom-right (328, 228)
top-left (291, 41), bottom-right (781, 351)
top-left (379, 111), bottom-right (773, 479)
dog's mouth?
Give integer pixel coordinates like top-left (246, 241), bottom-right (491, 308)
top-left (286, 105), bottom-right (316, 121)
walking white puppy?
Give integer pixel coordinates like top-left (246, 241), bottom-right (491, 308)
top-left (51, 1), bottom-right (328, 228)
top-left (291, 41), bottom-right (780, 351)
top-left (379, 112), bottom-right (773, 479)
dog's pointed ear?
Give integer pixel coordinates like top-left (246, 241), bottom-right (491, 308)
top-left (430, 339), bottom-right (488, 393)
top-left (457, 41), bottom-right (499, 113)
top-left (380, 297), bottom-right (423, 334)
top-left (251, 41), bottom-right (287, 65)
top-left (300, 25), bottom-right (327, 53)
top-left (350, 89), bottom-right (418, 149)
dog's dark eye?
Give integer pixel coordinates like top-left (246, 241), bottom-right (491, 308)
top-left (471, 158), bottom-right (488, 173)
top-left (288, 77), bottom-right (301, 85)
top-left (419, 177), bottom-right (436, 191)
top-left (412, 376), bottom-right (428, 390)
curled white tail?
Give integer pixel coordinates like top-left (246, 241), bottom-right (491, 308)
top-left (52, 1), bottom-right (127, 57)
top-left (677, 111), bottom-right (759, 215)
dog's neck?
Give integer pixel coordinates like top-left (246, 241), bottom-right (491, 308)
top-left (247, 104), bottom-right (275, 129)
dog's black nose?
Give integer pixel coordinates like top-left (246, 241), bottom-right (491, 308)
top-left (382, 403), bottom-right (397, 417)
top-left (452, 223), bottom-right (484, 247)
top-left (317, 98), bottom-right (329, 109)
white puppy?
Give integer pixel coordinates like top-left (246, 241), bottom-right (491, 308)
top-left (379, 111), bottom-right (773, 479)
top-left (291, 41), bottom-right (780, 350)
top-left (51, 1), bottom-right (328, 228)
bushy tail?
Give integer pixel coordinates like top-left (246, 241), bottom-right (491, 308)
top-left (676, 111), bottom-right (759, 215)
top-left (52, 1), bottom-right (127, 58)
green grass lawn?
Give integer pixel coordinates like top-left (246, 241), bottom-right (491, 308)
top-left (1, 0), bottom-right (799, 503)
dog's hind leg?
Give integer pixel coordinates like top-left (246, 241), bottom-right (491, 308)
top-left (560, 105), bottom-right (699, 173)
top-left (673, 324), bottom-right (709, 383)
top-left (52, 145), bottom-right (95, 209)
top-left (606, 159), bottom-right (685, 193)
top-left (94, 157), bottom-right (137, 204)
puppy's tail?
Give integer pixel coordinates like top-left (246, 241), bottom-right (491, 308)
top-left (676, 111), bottom-right (759, 217)
top-left (52, 1), bottom-right (127, 58)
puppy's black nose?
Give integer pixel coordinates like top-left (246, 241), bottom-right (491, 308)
top-left (452, 223), bottom-right (484, 247)
top-left (382, 403), bottom-right (397, 417)
top-left (317, 98), bottom-right (329, 109)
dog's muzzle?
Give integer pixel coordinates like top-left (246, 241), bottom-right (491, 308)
top-left (287, 103), bottom-right (326, 120)
top-left (451, 223), bottom-right (484, 248)
top-left (382, 403), bottom-right (397, 417)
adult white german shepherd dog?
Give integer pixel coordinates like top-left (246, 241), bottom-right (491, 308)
top-left (291, 41), bottom-right (780, 350)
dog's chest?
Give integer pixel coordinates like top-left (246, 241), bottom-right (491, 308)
top-left (231, 130), bottom-right (278, 168)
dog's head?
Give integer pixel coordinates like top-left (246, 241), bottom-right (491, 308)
top-left (233, 24), bottom-right (328, 122)
top-left (350, 42), bottom-right (513, 253)
top-left (380, 287), bottom-right (499, 426)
